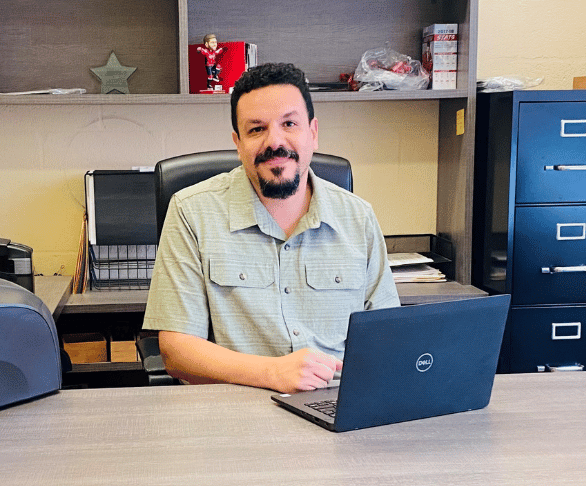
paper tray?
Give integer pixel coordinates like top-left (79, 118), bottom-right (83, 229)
top-left (384, 234), bottom-right (454, 280)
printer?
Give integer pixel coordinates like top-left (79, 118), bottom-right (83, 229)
top-left (0, 238), bottom-right (34, 293)
top-left (0, 279), bottom-right (62, 408)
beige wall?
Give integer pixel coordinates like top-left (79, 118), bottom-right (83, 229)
top-left (478, 0), bottom-right (586, 89)
top-left (3, 0), bottom-right (585, 276)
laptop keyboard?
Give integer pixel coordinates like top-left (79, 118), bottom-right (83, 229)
top-left (305, 399), bottom-right (338, 417)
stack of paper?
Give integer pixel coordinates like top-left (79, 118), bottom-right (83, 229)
top-left (390, 264), bottom-right (446, 283)
top-left (387, 253), bottom-right (446, 283)
top-left (387, 253), bottom-right (434, 267)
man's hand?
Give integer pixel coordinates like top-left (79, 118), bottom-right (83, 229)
top-left (270, 348), bottom-right (343, 394)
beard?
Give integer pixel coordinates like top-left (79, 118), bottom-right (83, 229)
top-left (255, 146), bottom-right (301, 199)
top-left (258, 169), bottom-right (300, 199)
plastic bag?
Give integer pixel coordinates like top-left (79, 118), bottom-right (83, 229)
top-left (477, 76), bottom-right (543, 92)
top-left (354, 44), bottom-right (430, 91)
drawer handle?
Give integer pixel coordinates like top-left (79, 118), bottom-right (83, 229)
top-left (551, 322), bottom-right (582, 340)
top-left (541, 265), bottom-right (586, 274)
top-left (557, 223), bottom-right (586, 240)
top-left (544, 164), bottom-right (586, 171)
top-left (561, 119), bottom-right (586, 137)
top-left (539, 363), bottom-right (584, 372)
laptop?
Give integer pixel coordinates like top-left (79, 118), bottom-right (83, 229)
top-left (271, 294), bottom-right (511, 432)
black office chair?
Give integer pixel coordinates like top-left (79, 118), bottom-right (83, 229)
top-left (137, 150), bottom-right (353, 385)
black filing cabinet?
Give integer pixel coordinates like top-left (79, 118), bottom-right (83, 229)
top-left (473, 90), bottom-right (586, 373)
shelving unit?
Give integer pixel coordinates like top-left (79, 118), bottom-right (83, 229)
top-left (1, 0), bottom-right (478, 285)
top-left (7, 1), bottom-right (479, 384)
top-left (1, 2), bottom-right (474, 101)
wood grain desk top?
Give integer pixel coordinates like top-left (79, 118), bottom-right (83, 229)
top-left (33, 275), bottom-right (72, 320)
top-left (2, 373), bottom-right (585, 486)
top-left (62, 282), bottom-right (487, 314)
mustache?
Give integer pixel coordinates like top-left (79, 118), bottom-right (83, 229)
top-left (254, 146), bottom-right (299, 166)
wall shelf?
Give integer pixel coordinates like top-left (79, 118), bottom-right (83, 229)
top-left (0, 89), bottom-right (470, 106)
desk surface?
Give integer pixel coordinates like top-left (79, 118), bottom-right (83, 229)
top-left (62, 281), bottom-right (487, 314)
top-left (34, 275), bottom-right (72, 320)
top-left (2, 373), bottom-right (585, 486)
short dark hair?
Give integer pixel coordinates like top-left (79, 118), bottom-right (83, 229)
top-left (231, 63), bottom-right (314, 136)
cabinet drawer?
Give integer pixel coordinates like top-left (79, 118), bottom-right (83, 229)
top-left (510, 306), bottom-right (585, 373)
top-left (517, 102), bottom-right (586, 203)
top-left (513, 206), bottom-right (586, 305)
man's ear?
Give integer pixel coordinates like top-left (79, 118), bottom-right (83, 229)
top-left (232, 131), bottom-right (241, 156)
top-left (311, 117), bottom-right (319, 151)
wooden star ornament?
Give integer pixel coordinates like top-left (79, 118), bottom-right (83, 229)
top-left (90, 52), bottom-right (137, 94)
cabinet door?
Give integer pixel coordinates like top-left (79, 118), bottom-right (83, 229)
top-left (510, 306), bottom-right (586, 373)
top-left (516, 102), bottom-right (586, 204)
top-left (513, 205), bottom-right (586, 305)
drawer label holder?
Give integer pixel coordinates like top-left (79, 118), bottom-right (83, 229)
top-left (561, 119), bottom-right (586, 137)
top-left (556, 223), bottom-right (586, 240)
top-left (551, 322), bottom-right (582, 341)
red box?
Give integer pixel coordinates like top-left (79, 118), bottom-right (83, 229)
top-left (189, 41), bottom-right (257, 94)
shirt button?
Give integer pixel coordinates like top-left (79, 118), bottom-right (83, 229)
top-left (284, 244), bottom-right (290, 251)
top-left (293, 329), bottom-right (300, 336)
top-left (239, 273), bottom-right (247, 281)
top-left (335, 276), bottom-right (342, 283)
top-left (284, 287), bottom-right (291, 294)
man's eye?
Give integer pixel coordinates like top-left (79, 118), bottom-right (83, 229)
top-left (284, 121), bottom-right (296, 128)
top-left (249, 127), bottom-right (264, 134)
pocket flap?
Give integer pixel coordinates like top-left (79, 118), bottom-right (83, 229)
top-left (305, 262), bottom-right (364, 290)
top-left (210, 258), bottom-right (275, 288)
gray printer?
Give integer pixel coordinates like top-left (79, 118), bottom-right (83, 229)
top-left (0, 279), bottom-right (62, 408)
top-left (0, 238), bottom-right (34, 293)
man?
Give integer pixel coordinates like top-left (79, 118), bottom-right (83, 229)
top-left (143, 63), bottom-right (399, 393)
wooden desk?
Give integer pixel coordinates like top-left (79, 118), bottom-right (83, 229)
top-left (63, 288), bottom-right (148, 314)
top-left (62, 282), bottom-right (487, 314)
top-left (1, 373), bottom-right (585, 486)
top-left (33, 275), bottom-right (72, 320)
top-left (396, 281), bottom-right (487, 305)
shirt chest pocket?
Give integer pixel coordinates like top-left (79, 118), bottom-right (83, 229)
top-left (305, 262), bottom-right (364, 291)
top-left (209, 258), bottom-right (276, 288)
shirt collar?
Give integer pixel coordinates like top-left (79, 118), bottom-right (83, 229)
top-left (305, 168), bottom-right (341, 233)
top-left (228, 166), bottom-right (264, 233)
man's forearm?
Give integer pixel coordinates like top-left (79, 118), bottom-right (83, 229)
top-left (158, 331), bottom-right (342, 393)
top-left (159, 330), bottom-right (276, 389)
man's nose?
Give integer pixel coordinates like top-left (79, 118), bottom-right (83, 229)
top-left (264, 125), bottom-right (286, 150)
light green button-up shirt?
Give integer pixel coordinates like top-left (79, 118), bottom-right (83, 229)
top-left (143, 165), bottom-right (399, 360)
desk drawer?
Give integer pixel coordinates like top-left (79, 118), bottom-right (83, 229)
top-left (517, 102), bottom-right (586, 204)
top-left (513, 205), bottom-right (586, 305)
top-left (509, 306), bottom-right (586, 373)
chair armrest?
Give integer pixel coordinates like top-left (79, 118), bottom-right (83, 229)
top-left (136, 336), bottom-right (166, 374)
top-left (136, 336), bottom-right (177, 385)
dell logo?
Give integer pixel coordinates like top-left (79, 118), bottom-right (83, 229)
top-left (416, 353), bottom-right (433, 372)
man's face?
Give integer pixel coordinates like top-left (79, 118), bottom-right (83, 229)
top-left (207, 38), bottom-right (218, 50)
top-left (232, 84), bottom-right (318, 200)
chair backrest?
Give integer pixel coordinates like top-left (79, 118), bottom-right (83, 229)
top-left (154, 150), bottom-right (353, 240)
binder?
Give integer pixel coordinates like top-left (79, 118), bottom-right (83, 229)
top-left (85, 170), bottom-right (157, 246)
